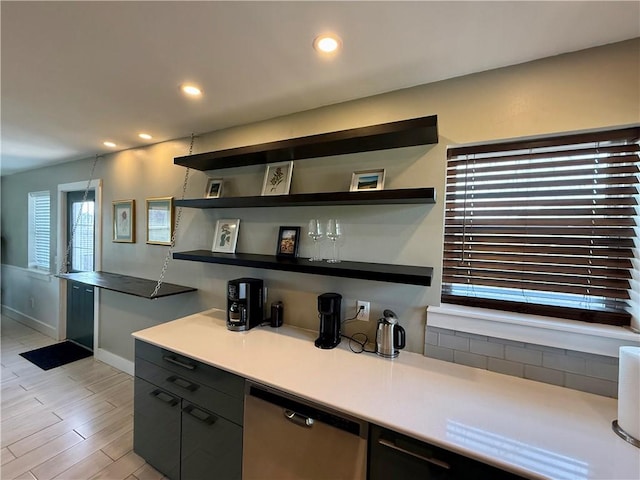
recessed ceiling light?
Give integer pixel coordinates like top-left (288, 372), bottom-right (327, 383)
top-left (181, 84), bottom-right (203, 97)
top-left (103, 141), bottom-right (117, 148)
top-left (313, 33), bottom-right (342, 54)
top-left (138, 133), bottom-right (152, 140)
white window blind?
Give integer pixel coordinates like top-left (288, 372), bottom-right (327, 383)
top-left (443, 127), bottom-right (639, 326)
top-left (28, 191), bottom-right (51, 271)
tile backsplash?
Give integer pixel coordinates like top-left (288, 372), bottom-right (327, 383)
top-left (425, 326), bottom-right (618, 397)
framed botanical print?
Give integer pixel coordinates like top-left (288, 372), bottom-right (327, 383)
top-left (146, 197), bottom-right (174, 245)
top-left (261, 161), bottom-right (293, 196)
top-left (212, 219), bottom-right (240, 253)
top-left (112, 199), bottom-right (135, 243)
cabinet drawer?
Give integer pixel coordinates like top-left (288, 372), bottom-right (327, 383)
top-left (181, 401), bottom-right (242, 480)
top-left (136, 357), bottom-right (243, 425)
top-left (135, 340), bottom-right (244, 398)
top-left (369, 424), bottom-right (524, 480)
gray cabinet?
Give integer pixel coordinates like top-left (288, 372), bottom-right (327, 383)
top-left (133, 377), bottom-right (181, 479)
top-left (368, 424), bottom-right (525, 480)
top-left (133, 340), bottom-right (244, 480)
top-left (66, 281), bottom-right (94, 350)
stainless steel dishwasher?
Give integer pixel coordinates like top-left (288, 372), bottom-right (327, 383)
top-left (243, 382), bottom-right (368, 480)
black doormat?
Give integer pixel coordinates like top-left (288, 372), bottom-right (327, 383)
top-left (20, 341), bottom-right (92, 371)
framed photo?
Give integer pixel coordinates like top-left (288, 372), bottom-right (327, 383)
top-left (350, 169), bottom-right (386, 192)
top-left (276, 226), bottom-right (301, 258)
top-left (212, 219), bottom-right (240, 253)
top-left (261, 161), bottom-right (293, 196)
top-left (205, 178), bottom-right (224, 198)
top-left (112, 199), bottom-right (135, 243)
top-left (146, 197), bottom-right (174, 245)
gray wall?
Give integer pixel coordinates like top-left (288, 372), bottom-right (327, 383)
top-left (2, 39), bottom-right (639, 363)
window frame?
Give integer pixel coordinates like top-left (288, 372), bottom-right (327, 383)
top-left (28, 190), bottom-right (51, 272)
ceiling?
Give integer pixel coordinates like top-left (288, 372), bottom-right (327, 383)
top-left (2, 1), bottom-right (639, 176)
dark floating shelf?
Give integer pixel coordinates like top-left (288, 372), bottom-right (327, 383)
top-left (57, 271), bottom-right (197, 299)
top-left (175, 115), bottom-right (438, 171)
top-left (173, 251), bottom-right (432, 286)
top-left (175, 188), bottom-right (436, 209)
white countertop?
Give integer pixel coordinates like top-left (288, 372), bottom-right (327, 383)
top-left (132, 309), bottom-right (639, 480)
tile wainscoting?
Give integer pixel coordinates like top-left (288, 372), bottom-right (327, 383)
top-left (425, 326), bottom-right (619, 398)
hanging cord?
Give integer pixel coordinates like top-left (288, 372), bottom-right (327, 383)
top-left (150, 133), bottom-right (195, 298)
top-left (340, 305), bottom-right (377, 354)
top-left (59, 154), bottom-right (101, 275)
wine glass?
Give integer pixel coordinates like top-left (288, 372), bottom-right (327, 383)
top-left (326, 219), bottom-right (342, 263)
top-left (308, 219), bottom-right (324, 261)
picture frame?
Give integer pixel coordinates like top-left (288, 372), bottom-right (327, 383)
top-left (112, 199), bottom-right (135, 243)
top-left (212, 219), bottom-right (240, 253)
top-left (276, 226), bottom-right (301, 258)
top-left (261, 161), bottom-right (293, 196)
top-left (350, 169), bottom-right (386, 192)
top-left (146, 197), bottom-right (174, 245)
top-left (205, 178), bottom-right (224, 198)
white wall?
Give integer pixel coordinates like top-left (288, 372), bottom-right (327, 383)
top-left (2, 39), bottom-right (638, 366)
top-left (1, 265), bottom-right (58, 338)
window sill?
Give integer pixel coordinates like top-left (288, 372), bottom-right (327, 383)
top-left (26, 268), bottom-right (52, 282)
top-left (427, 303), bottom-right (639, 358)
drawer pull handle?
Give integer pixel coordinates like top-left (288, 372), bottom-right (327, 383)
top-left (150, 389), bottom-right (180, 407)
top-left (183, 404), bottom-right (217, 425)
top-left (163, 355), bottom-right (196, 371)
top-left (378, 438), bottom-right (450, 470)
top-left (284, 409), bottom-right (314, 428)
top-left (167, 375), bottom-right (199, 392)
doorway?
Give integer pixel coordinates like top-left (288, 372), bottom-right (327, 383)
top-left (65, 190), bottom-right (95, 351)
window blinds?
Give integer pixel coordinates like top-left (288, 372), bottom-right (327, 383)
top-left (443, 127), bottom-right (639, 326)
top-left (29, 191), bottom-right (51, 271)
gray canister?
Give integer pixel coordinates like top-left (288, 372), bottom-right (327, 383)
top-left (270, 301), bottom-right (283, 327)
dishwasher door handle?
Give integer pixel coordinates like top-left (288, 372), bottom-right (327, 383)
top-left (284, 409), bottom-right (314, 428)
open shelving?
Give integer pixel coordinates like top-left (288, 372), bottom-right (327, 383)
top-left (175, 188), bottom-right (436, 209)
top-left (172, 251), bottom-right (432, 286)
top-left (170, 115), bottom-right (438, 287)
top-left (174, 115), bottom-right (438, 171)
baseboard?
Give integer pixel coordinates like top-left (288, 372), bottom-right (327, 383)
top-left (1, 305), bottom-right (57, 339)
top-left (95, 348), bottom-right (134, 376)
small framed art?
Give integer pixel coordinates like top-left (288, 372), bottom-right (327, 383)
top-left (205, 178), bottom-right (224, 198)
top-left (261, 161), bottom-right (293, 196)
top-left (276, 226), bottom-right (301, 258)
top-left (146, 197), bottom-right (174, 245)
top-left (212, 219), bottom-right (240, 253)
top-left (350, 169), bottom-right (386, 192)
top-left (112, 199), bottom-right (135, 243)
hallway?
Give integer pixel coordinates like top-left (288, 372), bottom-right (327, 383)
top-left (1, 315), bottom-right (164, 479)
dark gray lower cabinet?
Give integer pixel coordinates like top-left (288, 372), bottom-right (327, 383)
top-left (181, 401), bottom-right (243, 480)
top-left (368, 425), bottom-right (525, 480)
top-left (133, 341), bottom-right (243, 480)
top-left (133, 378), bottom-right (181, 480)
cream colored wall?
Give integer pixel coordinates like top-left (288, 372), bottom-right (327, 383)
top-left (2, 39), bottom-right (638, 363)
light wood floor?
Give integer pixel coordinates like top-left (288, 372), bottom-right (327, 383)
top-left (1, 315), bottom-right (166, 480)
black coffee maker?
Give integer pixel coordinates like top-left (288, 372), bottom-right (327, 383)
top-left (315, 293), bottom-right (342, 349)
top-left (227, 278), bottom-right (264, 331)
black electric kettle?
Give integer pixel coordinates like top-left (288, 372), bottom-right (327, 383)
top-left (375, 309), bottom-right (406, 358)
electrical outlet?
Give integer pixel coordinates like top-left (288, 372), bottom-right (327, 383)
top-left (356, 301), bottom-right (370, 322)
